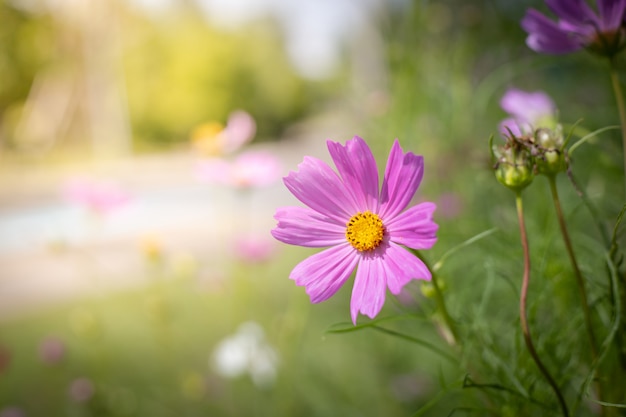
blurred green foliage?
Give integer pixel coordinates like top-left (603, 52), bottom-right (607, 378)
top-left (0, 0), bottom-right (331, 152)
top-left (122, 8), bottom-right (311, 148)
top-left (0, 2), bottom-right (54, 144)
top-left (0, 3), bottom-right (54, 113)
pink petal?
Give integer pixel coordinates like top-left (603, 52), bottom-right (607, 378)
top-left (500, 88), bottom-right (555, 126)
top-left (384, 243), bottom-right (432, 295)
top-left (521, 9), bottom-right (585, 54)
top-left (283, 156), bottom-right (357, 223)
top-left (350, 253), bottom-right (387, 324)
top-left (386, 203), bottom-right (438, 250)
top-left (545, 0), bottom-right (599, 27)
top-left (327, 136), bottom-right (379, 212)
top-left (271, 206), bottom-right (346, 247)
top-left (290, 244), bottom-right (359, 304)
top-left (597, 0), bottom-right (626, 31)
top-left (379, 140), bottom-right (424, 219)
top-left (499, 117), bottom-right (524, 138)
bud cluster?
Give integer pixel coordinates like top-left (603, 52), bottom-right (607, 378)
top-left (492, 124), bottom-right (567, 191)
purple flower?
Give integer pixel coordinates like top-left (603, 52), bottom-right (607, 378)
top-left (271, 136), bottom-right (438, 324)
top-left (522, 0), bottom-right (626, 56)
top-left (499, 88), bottom-right (556, 137)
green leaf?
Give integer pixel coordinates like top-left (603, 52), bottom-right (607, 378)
top-left (591, 400), bottom-right (626, 408)
top-left (432, 228), bottom-right (498, 272)
top-left (326, 319), bottom-right (458, 363)
top-left (568, 125), bottom-right (620, 154)
top-left (325, 314), bottom-right (429, 334)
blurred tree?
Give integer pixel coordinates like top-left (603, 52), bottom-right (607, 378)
top-left (122, 5), bottom-right (311, 148)
top-left (0, 2), bottom-right (54, 147)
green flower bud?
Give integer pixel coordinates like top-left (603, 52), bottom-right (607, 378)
top-left (534, 126), bottom-right (567, 175)
top-left (492, 138), bottom-right (535, 191)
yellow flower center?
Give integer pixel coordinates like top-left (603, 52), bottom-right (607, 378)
top-left (345, 211), bottom-right (385, 251)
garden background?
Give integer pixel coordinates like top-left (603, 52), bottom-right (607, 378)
top-left (0, 0), bottom-right (623, 416)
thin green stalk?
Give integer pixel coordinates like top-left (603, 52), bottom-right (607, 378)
top-left (548, 176), bottom-right (607, 415)
top-left (516, 192), bottom-right (569, 417)
top-left (431, 269), bottom-right (460, 345)
top-left (547, 176), bottom-right (598, 359)
top-left (415, 251), bottom-right (460, 345)
top-left (609, 58), bottom-right (626, 195)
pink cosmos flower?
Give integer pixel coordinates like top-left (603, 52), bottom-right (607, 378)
top-left (64, 179), bottom-right (130, 214)
top-left (271, 136), bottom-right (438, 324)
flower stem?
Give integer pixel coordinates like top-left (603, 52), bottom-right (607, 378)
top-left (609, 58), bottom-right (626, 195)
top-left (515, 192), bottom-right (569, 417)
top-left (415, 251), bottom-right (460, 345)
top-left (431, 269), bottom-right (460, 345)
top-left (547, 176), bottom-right (598, 359)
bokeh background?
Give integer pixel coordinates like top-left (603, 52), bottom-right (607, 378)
top-left (0, 0), bottom-right (623, 416)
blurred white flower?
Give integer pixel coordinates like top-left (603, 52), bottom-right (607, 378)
top-left (211, 321), bottom-right (279, 388)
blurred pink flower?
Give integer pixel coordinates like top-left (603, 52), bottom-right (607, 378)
top-left (68, 377), bottom-right (95, 403)
top-left (233, 233), bottom-right (276, 263)
top-left (38, 336), bottom-right (66, 365)
top-left (195, 151), bottom-right (282, 189)
top-left (499, 88), bottom-right (556, 137)
top-left (437, 193), bottom-right (463, 219)
top-left (0, 407), bottom-right (25, 417)
top-left (230, 151), bottom-right (282, 188)
top-left (194, 158), bottom-right (232, 185)
top-left (191, 110), bottom-right (256, 157)
top-left (222, 110), bottom-right (257, 153)
top-left (64, 179), bottom-right (130, 214)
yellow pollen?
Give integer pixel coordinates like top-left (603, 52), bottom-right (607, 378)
top-left (345, 211), bottom-right (385, 252)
